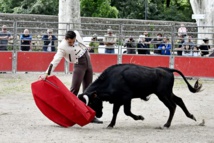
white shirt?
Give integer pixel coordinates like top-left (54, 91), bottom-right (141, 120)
top-left (104, 34), bottom-right (117, 48)
top-left (46, 31), bottom-right (88, 74)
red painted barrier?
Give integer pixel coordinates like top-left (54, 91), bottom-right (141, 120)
top-left (1, 51), bottom-right (213, 78)
top-left (69, 54), bottom-right (118, 73)
top-left (122, 55), bottom-right (170, 67)
top-left (174, 57), bottom-right (214, 78)
top-left (91, 54), bottom-right (118, 73)
top-left (0, 52), bottom-right (13, 71)
top-left (17, 52), bottom-right (64, 72)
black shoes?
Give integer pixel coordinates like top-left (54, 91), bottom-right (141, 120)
top-left (91, 117), bottom-right (103, 124)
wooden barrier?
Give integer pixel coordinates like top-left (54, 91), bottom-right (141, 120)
top-left (174, 56), bottom-right (214, 78)
top-left (69, 54), bottom-right (118, 73)
top-left (122, 54), bottom-right (170, 67)
top-left (0, 52), bottom-right (213, 78)
top-left (17, 52), bottom-right (64, 72)
top-left (0, 52), bottom-right (13, 71)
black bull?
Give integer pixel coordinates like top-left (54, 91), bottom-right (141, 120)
top-left (78, 64), bottom-right (202, 128)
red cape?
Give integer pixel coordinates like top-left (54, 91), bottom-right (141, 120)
top-left (31, 75), bottom-right (95, 127)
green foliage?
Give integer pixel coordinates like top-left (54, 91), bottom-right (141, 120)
top-left (0, 0), bottom-right (194, 22)
top-left (0, 0), bottom-right (58, 15)
top-left (111, 0), bottom-right (194, 22)
top-left (81, 0), bottom-right (119, 18)
top-left (0, 0), bottom-right (22, 13)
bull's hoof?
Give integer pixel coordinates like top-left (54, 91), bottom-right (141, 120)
top-left (163, 123), bottom-right (170, 128)
top-left (137, 115), bottom-right (145, 120)
top-left (190, 114), bottom-right (197, 121)
top-left (107, 125), bottom-right (114, 129)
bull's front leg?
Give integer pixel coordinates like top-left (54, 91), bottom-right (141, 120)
top-left (123, 99), bottom-right (144, 121)
top-left (107, 103), bottom-right (121, 128)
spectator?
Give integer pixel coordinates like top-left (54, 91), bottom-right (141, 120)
top-left (158, 37), bottom-right (171, 55)
top-left (143, 31), bottom-right (151, 54)
top-left (178, 23), bottom-right (187, 37)
top-left (0, 25), bottom-right (13, 51)
top-left (89, 34), bottom-right (99, 53)
top-left (174, 35), bottom-right (185, 56)
top-left (192, 47), bottom-right (200, 57)
top-left (42, 29), bottom-right (58, 52)
top-left (137, 35), bottom-right (149, 54)
top-left (151, 33), bottom-right (163, 54)
top-left (103, 28), bottom-right (117, 54)
top-left (124, 36), bottom-right (136, 54)
top-left (20, 29), bottom-right (32, 51)
top-left (182, 36), bottom-right (196, 56)
top-left (199, 38), bottom-right (211, 56)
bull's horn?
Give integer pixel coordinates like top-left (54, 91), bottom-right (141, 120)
top-left (83, 95), bottom-right (89, 105)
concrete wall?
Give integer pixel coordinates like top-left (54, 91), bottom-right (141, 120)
top-left (0, 13), bottom-right (197, 36)
top-left (0, 13), bottom-right (198, 50)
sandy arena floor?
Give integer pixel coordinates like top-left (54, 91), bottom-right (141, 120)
top-left (0, 73), bottom-right (214, 143)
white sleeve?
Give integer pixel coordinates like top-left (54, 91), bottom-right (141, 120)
top-left (46, 48), bottom-right (65, 75)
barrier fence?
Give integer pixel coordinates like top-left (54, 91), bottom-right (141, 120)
top-left (0, 20), bottom-right (213, 78)
top-left (0, 51), bottom-right (213, 78)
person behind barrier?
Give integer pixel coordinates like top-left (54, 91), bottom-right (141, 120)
top-left (151, 33), bottom-right (163, 55)
top-left (42, 29), bottom-right (58, 52)
top-left (182, 36), bottom-right (196, 56)
top-left (103, 28), bottom-right (117, 54)
top-left (178, 23), bottom-right (187, 37)
top-left (124, 36), bottom-right (136, 54)
top-left (174, 35), bottom-right (185, 56)
top-left (0, 25), bottom-right (13, 51)
top-left (137, 35), bottom-right (149, 54)
top-left (20, 29), bottom-right (32, 51)
top-left (192, 46), bottom-right (200, 57)
top-left (158, 37), bottom-right (171, 55)
top-left (199, 38), bottom-right (211, 57)
top-left (41, 30), bottom-right (103, 124)
top-left (89, 33), bottom-right (99, 53)
top-left (143, 31), bottom-right (151, 54)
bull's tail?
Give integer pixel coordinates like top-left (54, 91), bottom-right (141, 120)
top-left (159, 67), bottom-right (202, 93)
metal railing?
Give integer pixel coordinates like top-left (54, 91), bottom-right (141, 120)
top-left (0, 20), bottom-right (213, 69)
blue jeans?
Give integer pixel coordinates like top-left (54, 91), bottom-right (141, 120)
top-left (105, 49), bottom-right (115, 54)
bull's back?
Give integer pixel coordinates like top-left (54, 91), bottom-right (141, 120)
top-left (121, 64), bottom-right (174, 96)
top-left (92, 64), bottom-right (174, 98)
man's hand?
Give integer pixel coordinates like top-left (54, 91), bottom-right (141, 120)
top-left (105, 42), bottom-right (114, 46)
top-left (48, 35), bottom-right (52, 40)
top-left (39, 74), bottom-right (48, 80)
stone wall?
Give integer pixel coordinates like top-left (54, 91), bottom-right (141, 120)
top-left (0, 13), bottom-right (197, 36)
top-left (0, 13), bottom-right (198, 50)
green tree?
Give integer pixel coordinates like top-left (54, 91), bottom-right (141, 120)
top-left (111, 0), bottom-right (194, 22)
top-left (0, 0), bottom-right (58, 15)
top-left (0, 0), bottom-right (193, 22)
top-left (81, 0), bottom-right (119, 18)
top-left (0, 0), bottom-right (21, 13)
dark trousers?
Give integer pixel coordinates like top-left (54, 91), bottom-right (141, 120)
top-left (0, 46), bottom-right (7, 51)
top-left (70, 52), bottom-right (93, 95)
top-left (21, 46), bottom-right (30, 51)
top-left (127, 48), bottom-right (136, 54)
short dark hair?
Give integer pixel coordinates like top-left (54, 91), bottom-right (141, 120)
top-left (203, 38), bottom-right (209, 43)
top-left (157, 33), bottom-right (162, 37)
top-left (65, 31), bottom-right (76, 39)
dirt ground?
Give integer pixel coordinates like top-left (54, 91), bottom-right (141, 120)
top-left (0, 73), bottom-right (214, 143)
